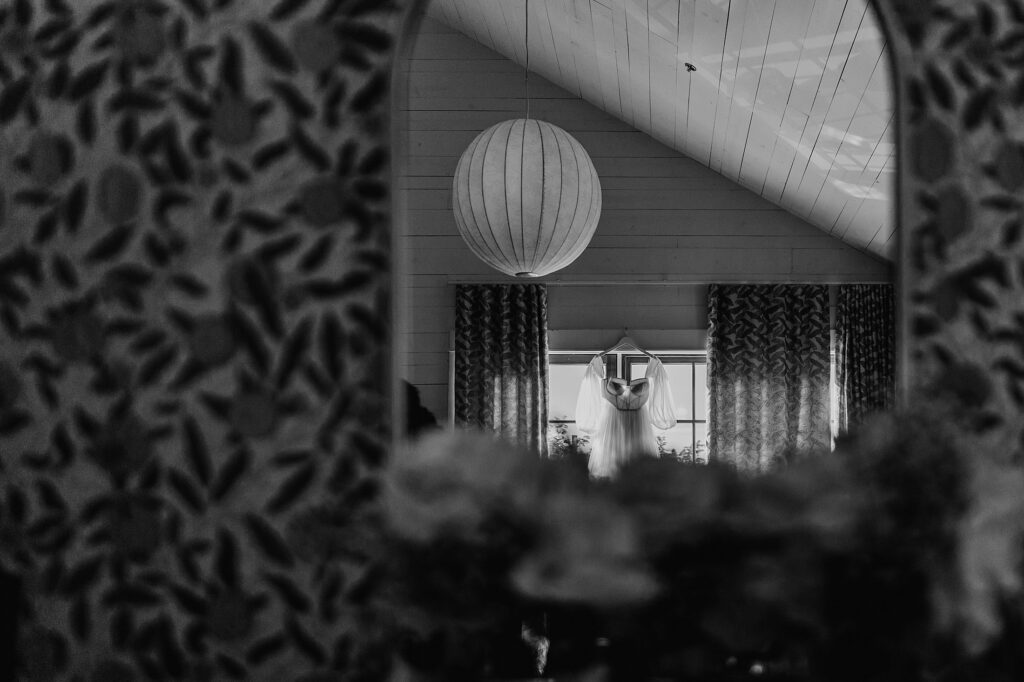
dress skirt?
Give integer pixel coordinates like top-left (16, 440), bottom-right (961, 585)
top-left (587, 406), bottom-right (659, 479)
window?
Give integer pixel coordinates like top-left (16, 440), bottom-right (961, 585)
top-left (547, 353), bottom-right (611, 460)
top-left (624, 354), bottom-right (708, 463)
top-left (547, 351), bottom-right (709, 463)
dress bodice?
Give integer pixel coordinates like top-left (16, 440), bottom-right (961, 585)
top-left (602, 377), bottom-right (650, 411)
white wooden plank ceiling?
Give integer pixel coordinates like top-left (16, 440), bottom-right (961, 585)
top-left (427, 0), bottom-right (895, 260)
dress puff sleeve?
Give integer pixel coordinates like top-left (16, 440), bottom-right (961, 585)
top-left (645, 357), bottom-right (678, 430)
top-left (575, 355), bottom-right (607, 433)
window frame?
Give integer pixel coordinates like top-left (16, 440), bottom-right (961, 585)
top-left (547, 351), bottom-right (614, 427)
top-left (623, 353), bottom-right (708, 463)
top-left (546, 350), bottom-right (708, 462)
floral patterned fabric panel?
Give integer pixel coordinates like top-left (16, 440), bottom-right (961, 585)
top-left (836, 284), bottom-right (896, 433)
top-left (454, 284), bottom-right (550, 457)
top-left (895, 0), bottom-right (1024, 463)
top-left (706, 284), bottom-right (831, 473)
top-left (0, 0), bottom-right (400, 679)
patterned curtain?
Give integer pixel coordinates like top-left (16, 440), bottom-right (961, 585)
top-left (707, 284), bottom-right (831, 473)
top-left (454, 284), bottom-right (549, 456)
top-left (836, 284), bottom-right (896, 433)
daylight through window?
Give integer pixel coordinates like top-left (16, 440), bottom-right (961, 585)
top-left (547, 352), bottom-right (709, 464)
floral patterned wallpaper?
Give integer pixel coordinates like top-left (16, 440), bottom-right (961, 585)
top-left (894, 0), bottom-right (1024, 466)
top-left (0, 0), bottom-right (1021, 679)
top-left (0, 0), bottom-right (398, 679)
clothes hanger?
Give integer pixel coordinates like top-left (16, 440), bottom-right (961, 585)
top-left (600, 328), bottom-right (656, 359)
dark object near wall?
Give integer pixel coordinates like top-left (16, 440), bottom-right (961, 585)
top-left (404, 380), bottom-right (440, 437)
top-left (0, 569), bottom-right (18, 682)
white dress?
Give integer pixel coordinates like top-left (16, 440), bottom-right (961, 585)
top-left (574, 355), bottom-right (677, 479)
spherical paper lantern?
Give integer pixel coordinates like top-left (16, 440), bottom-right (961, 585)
top-left (452, 119), bottom-right (602, 278)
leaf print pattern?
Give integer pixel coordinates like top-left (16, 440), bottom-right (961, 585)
top-left (894, 0), bottom-right (1024, 464)
top-left (454, 284), bottom-right (549, 457)
top-left (0, 0), bottom-right (398, 679)
top-left (707, 285), bottom-right (831, 473)
top-left (836, 285), bottom-right (896, 433)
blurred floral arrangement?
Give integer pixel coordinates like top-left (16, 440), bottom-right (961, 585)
top-left (296, 404), bottom-right (1024, 682)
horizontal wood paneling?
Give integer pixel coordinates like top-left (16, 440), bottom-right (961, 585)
top-left (397, 15), bottom-right (892, 421)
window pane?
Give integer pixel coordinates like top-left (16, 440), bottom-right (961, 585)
top-left (694, 422), bottom-right (709, 464)
top-left (664, 363), bottom-right (693, 420)
top-left (548, 363), bottom-right (588, 420)
top-left (627, 360), bottom-right (694, 421)
top-left (694, 363), bottom-right (708, 420)
top-left (656, 423), bottom-right (694, 462)
top-left (547, 422), bottom-right (592, 458)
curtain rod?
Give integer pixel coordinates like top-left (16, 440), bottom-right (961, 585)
top-left (445, 279), bottom-right (893, 287)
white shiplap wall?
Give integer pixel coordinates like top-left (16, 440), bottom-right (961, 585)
top-left (396, 17), bottom-right (892, 421)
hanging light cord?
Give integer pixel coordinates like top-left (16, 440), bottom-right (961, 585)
top-left (525, 0), bottom-right (530, 120)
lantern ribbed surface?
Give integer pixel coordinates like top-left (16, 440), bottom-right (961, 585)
top-left (452, 119), bottom-right (602, 278)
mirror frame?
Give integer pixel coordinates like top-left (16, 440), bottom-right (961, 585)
top-left (392, 0), bottom-right (1019, 460)
top-left (0, 0), bottom-right (1018, 678)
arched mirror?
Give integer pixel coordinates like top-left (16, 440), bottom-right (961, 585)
top-left (394, 0), bottom-right (897, 472)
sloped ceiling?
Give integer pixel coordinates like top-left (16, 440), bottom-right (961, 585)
top-left (428, 0), bottom-right (895, 260)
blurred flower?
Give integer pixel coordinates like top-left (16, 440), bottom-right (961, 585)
top-left (934, 455), bottom-right (1024, 653)
top-left (613, 458), bottom-right (727, 541)
top-left (732, 458), bottom-right (860, 547)
top-left (353, 406), bottom-right (1024, 678)
top-left (511, 493), bottom-right (659, 607)
top-left (382, 430), bottom-right (543, 543)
